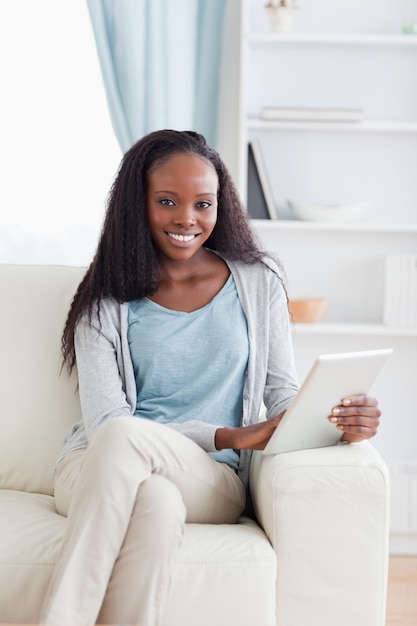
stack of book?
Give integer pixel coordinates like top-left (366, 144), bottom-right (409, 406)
top-left (383, 255), bottom-right (417, 327)
top-left (260, 106), bottom-right (363, 123)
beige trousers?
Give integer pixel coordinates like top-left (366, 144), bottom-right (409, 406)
top-left (40, 416), bottom-right (246, 626)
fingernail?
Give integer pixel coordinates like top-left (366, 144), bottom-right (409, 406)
top-left (332, 408), bottom-right (341, 415)
top-left (329, 417), bottom-right (338, 423)
top-left (336, 424), bottom-right (344, 430)
top-left (342, 399), bottom-right (351, 406)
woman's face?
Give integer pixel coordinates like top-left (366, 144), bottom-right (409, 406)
top-left (146, 153), bottom-right (219, 263)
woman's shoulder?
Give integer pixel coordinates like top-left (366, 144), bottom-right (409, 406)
top-left (220, 253), bottom-right (284, 283)
top-left (78, 297), bottom-right (128, 333)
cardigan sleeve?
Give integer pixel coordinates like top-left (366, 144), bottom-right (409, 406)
top-left (74, 312), bottom-right (133, 441)
top-left (263, 273), bottom-right (300, 420)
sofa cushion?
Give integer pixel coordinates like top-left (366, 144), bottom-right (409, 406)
top-left (0, 265), bottom-right (85, 495)
top-left (0, 490), bottom-right (276, 626)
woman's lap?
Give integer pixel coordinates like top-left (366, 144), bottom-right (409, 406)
top-left (54, 416), bottom-right (246, 523)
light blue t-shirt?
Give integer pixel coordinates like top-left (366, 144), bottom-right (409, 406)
top-left (127, 274), bottom-right (249, 470)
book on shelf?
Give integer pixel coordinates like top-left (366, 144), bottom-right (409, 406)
top-left (260, 106), bottom-right (363, 123)
top-left (383, 254), bottom-right (417, 327)
top-left (247, 139), bottom-right (278, 220)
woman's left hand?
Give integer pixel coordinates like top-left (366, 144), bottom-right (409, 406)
top-left (328, 394), bottom-right (381, 442)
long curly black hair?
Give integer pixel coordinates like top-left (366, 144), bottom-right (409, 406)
top-left (61, 129), bottom-right (273, 372)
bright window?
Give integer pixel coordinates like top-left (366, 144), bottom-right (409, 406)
top-left (0, 0), bottom-right (121, 264)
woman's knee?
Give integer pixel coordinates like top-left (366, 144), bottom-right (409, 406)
top-left (89, 416), bottom-right (136, 454)
top-left (83, 417), bottom-right (175, 488)
top-left (81, 417), bottom-right (146, 488)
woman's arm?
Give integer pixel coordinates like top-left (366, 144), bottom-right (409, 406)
top-left (215, 392), bottom-right (381, 452)
top-left (215, 412), bottom-right (285, 451)
top-left (74, 314), bottom-right (132, 440)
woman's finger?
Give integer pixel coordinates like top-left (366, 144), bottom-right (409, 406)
top-left (330, 398), bottom-right (381, 420)
top-left (340, 394), bottom-right (379, 407)
top-left (328, 395), bottom-right (381, 442)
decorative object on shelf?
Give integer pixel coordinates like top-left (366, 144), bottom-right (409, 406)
top-left (247, 139), bottom-right (279, 219)
top-left (403, 19), bottom-right (417, 35)
top-left (287, 200), bottom-right (368, 222)
top-left (288, 298), bottom-right (330, 323)
top-left (260, 106), bottom-right (363, 123)
top-left (383, 254), bottom-right (417, 327)
top-left (265, 0), bottom-right (298, 34)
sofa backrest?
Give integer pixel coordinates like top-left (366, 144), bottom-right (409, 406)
top-left (0, 264), bottom-right (86, 495)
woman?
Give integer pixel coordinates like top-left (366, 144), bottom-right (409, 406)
top-left (40, 130), bottom-right (380, 625)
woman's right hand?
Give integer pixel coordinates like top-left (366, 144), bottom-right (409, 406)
top-left (215, 413), bottom-right (285, 451)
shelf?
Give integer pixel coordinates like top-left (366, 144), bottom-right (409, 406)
top-left (292, 322), bottom-right (417, 337)
top-left (251, 219), bottom-right (417, 234)
top-left (247, 32), bottom-right (417, 47)
top-left (247, 119), bottom-right (417, 133)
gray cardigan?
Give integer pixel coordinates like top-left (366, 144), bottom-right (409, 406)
top-left (58, 255), bottom-right (299, 489)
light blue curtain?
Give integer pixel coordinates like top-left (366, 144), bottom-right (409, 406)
top-left (86, 0), bottom-right (226, 153)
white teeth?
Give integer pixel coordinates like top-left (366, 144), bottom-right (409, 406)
top-left (168, 233), bottom-right (196, 242)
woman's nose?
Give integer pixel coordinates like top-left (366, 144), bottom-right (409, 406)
top-left (174, 205), bottom-right (196, 227)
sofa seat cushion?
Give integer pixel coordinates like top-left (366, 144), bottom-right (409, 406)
top-left (0, 490), bottom-right (277, 626)
top-left (0, 490), bottom-right (66, 623)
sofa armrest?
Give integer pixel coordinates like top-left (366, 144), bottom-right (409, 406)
top-left (249, 442), bottom-right (389, 626)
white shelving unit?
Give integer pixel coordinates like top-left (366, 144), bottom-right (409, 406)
top-left (217, 0), bottom-right (417, 554)
top-left (233, 1), bottom-right (417, 223)
top-left (247, 32), bottom-right (417, 46)
top-left (248, 119), bottom-right (417, 133)
top-left (289, 323), bottom-right (417, 337)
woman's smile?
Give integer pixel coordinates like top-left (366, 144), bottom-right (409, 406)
top-left (165, 231), bottom-right (201, 245)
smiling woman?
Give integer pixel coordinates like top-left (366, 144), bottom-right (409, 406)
top-left (0, 0), bottom-right (121, 264)
top-left (37, 128), bottom-right (383, 626)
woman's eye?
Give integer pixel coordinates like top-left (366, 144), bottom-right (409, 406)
top-left (196, 201), bottom-right (211, 209)
top-left (159, 198), bottom-right (175, 206)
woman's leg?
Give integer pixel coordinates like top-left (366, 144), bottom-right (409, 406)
top-left (40, 416), bottom-right (245, 626)
top-left (97, 474), bottom-right (185, 626)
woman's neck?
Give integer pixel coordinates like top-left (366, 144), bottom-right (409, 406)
top-left (150, 248), bottom-right (230, 312)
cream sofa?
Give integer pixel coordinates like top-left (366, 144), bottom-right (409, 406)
top-left (0, 264), bottom-right (390, 626)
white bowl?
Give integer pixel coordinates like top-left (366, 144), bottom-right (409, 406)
top-left (288, 200), bottom-right (368, 222)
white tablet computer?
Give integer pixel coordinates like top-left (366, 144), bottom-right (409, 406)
top-left (263, 348), bottom-right (393, 456)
